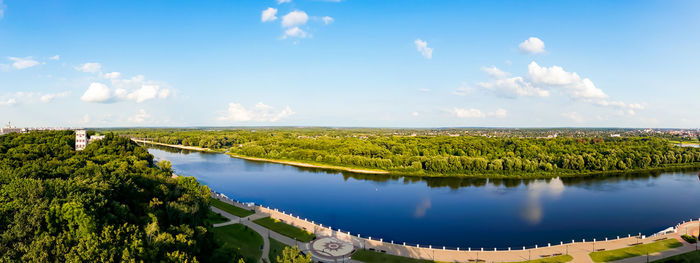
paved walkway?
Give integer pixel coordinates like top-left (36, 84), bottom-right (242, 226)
top-left (211, 193), bottom-right (699, 263)
top-left (210, 206), bottom-right (271, 263)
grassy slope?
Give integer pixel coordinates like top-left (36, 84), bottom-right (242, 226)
top-left (210, 197), bottom-right (256, 218)
top-left (268, 238), bottom-right (289, 263)
top-left (652, 250), bottom-right (700, 263)
top-left (252, 217), bottom-right (315, 242)
top-left (589, 239), bottom-right (683, 262)
top-left (351, 249), bottom-right (446, 263)
top-left (506, 255), bottom-right (574, 263)
top-left (205, 209), bottom-right (230, 225)
top-left (212, 224), bottom-right (264, 263)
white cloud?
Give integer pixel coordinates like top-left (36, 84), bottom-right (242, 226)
top-left (284, 27), bottom-right (308, 38)
top-left (452, 108), bottom-right (485, 118)
top-left (482, 66), bottom-right (509, 79)
top-left (418, 88), bottom-right (431, 92)
top-left (277, 0), bottom-right (292, 3)
top-left (49, 55), bottom-right (60, 60)
top-left (488, 108), bottom-right (508, 118)
top-left (76, 62), bottom-right (102, 73)
top-left (414, 39), bottom-right (433, 59)
top-left (322, 16), bottom-right (334, 25)
top-left (518, 37), bottom-right (545, 54)
top-left (282, 10), bottom-right (308, 28)
top-left (411, 111), bottom-right (419, 117)
top-left (40, 92), bottom-right (69, 103)
top-left (528, 62), bottom-right (608, 100)
top-left (477, 76), bottom-right (550, 98)
top-left (103, 72), bottom-right (121, 79)
top-left (128, 109), bottom-right (151, 123)
top-left (261, 7), bottom-right (278, 22)
top-left (117, 84), bottom-right (170, 103)
top-left (8, 57), bottom-right (40, 69)
top-left (81, 82), bottom-right (113, 103)
top-left (562, 112), bottom-right (584, 122)
top-left (0, 98), bottom-right (16, 107)
top-left (218, 102), bottom-right (294, 122)
top-left (453, 83), bottom-right (474, 96)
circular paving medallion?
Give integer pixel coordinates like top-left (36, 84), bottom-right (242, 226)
top-left (310, 237), bottom-right (354, 259)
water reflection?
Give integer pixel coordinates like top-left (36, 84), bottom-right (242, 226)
top-left (521, 178), bottom-right (565, 224)
top-left (413, 198), bottom-right (432, 218)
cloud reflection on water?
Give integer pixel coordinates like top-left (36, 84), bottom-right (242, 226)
top-left (414, 197), bottom-right (432, 218)
top-left (520, 178), bottom-right (565, 224)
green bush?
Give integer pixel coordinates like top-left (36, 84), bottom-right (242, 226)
top-left (681, 234), bottom-right (697, 244)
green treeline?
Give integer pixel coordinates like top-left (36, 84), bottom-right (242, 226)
top-left (0, 131), bottom-right (242, 262)
top-left (114, 128), bottom-right (700, 177)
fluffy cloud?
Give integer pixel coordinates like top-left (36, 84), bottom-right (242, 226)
top-left (284, 27), bottom-right (308, 38)
top-left (40, 92), bottom-right (69, 103)
top-left (453, 83), bottom-right (474, 96)
top-left (9, 57), bottom-right (40, 69)
top-left (282, 10), bottom-right (308, 27)
top-left (261, 7), bottom-right (278, 22)
top-left (414, 39), bottom-right (433, 59)
top-left (128, 109), bottom-right (151, 123)
top-left (76, 62), bottom-right (102, 73)
top-left (81, 83), bottom-right (113, 103)
top-left (477, 75), bottom-right (550, 98)
top-left (528, 62), bottom-right (607, 99)
top-left (411, 112), bottom-right (419, 117)
top-left (81, 72), bottom-right (172, 104)
top-left (488, 108), bottom-right (508, 118)
top-left (218, 102), bottom-right (294, 122)
top-left (277, 0), bottom-right (291, 3)
top-left (49, 55), bottom-right (60, 60)
top-left (322, 16), bottom-right (334, 25)
top-left (481, 66), bottom-right (509, 79)
top-left (518, 37), bottom-right (545, 54)
top-left (0, 98), bottom-right (16, 107)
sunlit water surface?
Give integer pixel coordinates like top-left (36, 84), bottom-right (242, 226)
top-left (148, 146), bottom-right (700, 248)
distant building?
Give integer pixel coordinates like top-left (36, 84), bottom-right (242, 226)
top-left (0, 122), bottom-right (22, 135)
top-left (76, 129), bottom-right (105, 151)
top-left (610, 134), bottom-right (621, 137)
top-left (75, 130), bottom-right (88, 151)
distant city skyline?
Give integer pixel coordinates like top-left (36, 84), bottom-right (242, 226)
top-left (1, 0), bottom-right (699, 128)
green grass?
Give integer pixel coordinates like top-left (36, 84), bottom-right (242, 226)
top-left (210, 197), bottom-right (255, 218)
top-left (652, 250), bottom-right (700, 263)
top-left (589, 239), bottom-right (683, 262)
top-left (253, 217), bottom-right (315, 242)
top-left (205, 209), bottom-right (230, 225)
top-left (269, 238), bottom-right (291, 263)
top-left (212, 224), bottom-right (264, 263)
top-left (507, 254), bottom-right (574, 263)
top-left (351, 249), bottom-right (447, 263)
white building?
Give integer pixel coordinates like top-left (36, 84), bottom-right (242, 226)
top-left (75, 130), bottom-right (88, 151)
top-left (75, 130), bottom-right (106, 151)
top-left (0, 122), bottom-right (22, 135)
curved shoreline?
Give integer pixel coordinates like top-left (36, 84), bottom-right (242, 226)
top-left (132, 139), bottom-right (389, 175)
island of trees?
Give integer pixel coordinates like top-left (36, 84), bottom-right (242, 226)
top-left (112, 128), bottom-right (700, 178)
top-left (0, 131), bottom-right (251, 262)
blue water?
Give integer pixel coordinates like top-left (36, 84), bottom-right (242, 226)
top-left (148, 147), bottom-right (700, 249)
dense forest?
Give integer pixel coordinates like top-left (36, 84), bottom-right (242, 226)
top-left (0, 131), bottom-right (241, 262)
top-left (113, 128), bottom-right (700, 177)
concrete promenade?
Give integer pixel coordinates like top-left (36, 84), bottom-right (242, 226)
top-left (211, 192), bottom-right (699, 263)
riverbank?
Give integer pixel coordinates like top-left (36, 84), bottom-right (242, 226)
top-left (133, 139), bottom-right (700, 178)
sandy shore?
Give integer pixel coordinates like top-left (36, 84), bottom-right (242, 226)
top-left (132, 138), bottom-right (389, 175)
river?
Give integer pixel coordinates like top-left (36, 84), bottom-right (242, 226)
top-left (147, 146), bottom-right (700, 249)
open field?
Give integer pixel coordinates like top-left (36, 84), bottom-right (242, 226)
top-left (212, 224), bottom-right (264, 263)
top-left (252, 217), bottom-right (315, 242)
top-left (589, 239), bottom-right (683, 262)
top-left (210, 197), bottom-right (256, 218)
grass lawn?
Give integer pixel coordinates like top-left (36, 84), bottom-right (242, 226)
top-left (652, 250), bottom-right (700, 263)
top-left (252, 217), bottom-right (315, 242)
top-left (269, 238), bottom-right (302, 263)
top-left (212, 224), bottom-right (264, 263)
top-left (210, 197), bottom-right (255, 218)
top-left (506, 254), bottom-right (573, 263)
top-left (589, 239), bottom-right (683, 262)
top-left (351, 249), bottom-right (447, 263)
top-left (205, 209), bottom-right (230, 225)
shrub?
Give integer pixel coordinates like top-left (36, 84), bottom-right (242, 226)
top-left (681, 234), bottom-right (697, 244)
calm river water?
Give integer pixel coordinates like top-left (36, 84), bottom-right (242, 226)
top-left (148, 146), bottom-right (700, 248)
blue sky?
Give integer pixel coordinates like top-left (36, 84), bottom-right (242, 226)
top-left (1, 0), bottom-right (699, 128)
